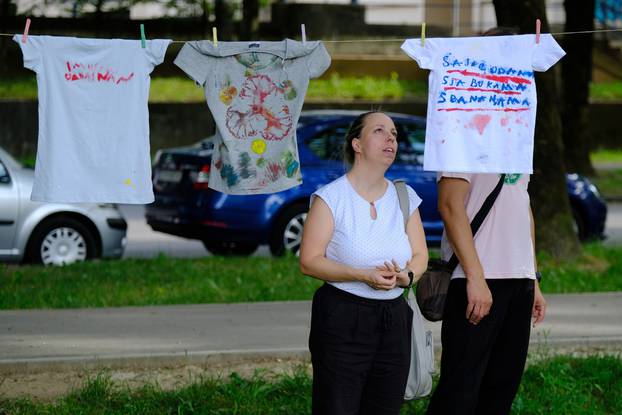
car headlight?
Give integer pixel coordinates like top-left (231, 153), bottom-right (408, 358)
top-left (588, 183), bottom-right (601, 198)
top-left (579, 177), bottom-right (601, 198)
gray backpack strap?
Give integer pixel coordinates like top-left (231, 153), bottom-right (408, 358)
top-left (393, 179), bottom-right (410, 232)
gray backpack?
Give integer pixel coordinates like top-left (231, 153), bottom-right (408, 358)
top-left (393, 179), bottom-right (436, 400)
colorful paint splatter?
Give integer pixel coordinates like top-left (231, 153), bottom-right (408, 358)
top-left (504, 174), bottom-right (522, 184)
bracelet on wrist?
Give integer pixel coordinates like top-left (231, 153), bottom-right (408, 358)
top-left (399, 270), bottom-right (414, 288)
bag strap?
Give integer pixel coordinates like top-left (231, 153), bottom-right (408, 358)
top-left (447, 174), bottom-right (506, 271)
top-left (393, 179), bottom-right (410, 232)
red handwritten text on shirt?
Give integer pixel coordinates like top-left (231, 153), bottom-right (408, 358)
top-left (64, 62), bottom-right (134, 85)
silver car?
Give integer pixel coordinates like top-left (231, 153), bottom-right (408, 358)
top-left (0, 146), bottom-right (127, 265)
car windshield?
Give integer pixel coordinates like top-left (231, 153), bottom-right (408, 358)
top-left (0, 147), bottom-right (24, 169)
top-left (199, 137), bottom-right (215, 149)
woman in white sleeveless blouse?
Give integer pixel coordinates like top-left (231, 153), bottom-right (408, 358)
top-left (300, 111), bottom-right (428, 415)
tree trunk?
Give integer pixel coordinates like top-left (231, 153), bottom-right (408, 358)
top-left (94, 0), bottom-right (104, 37)
top-left (561, 0), bottom-right (595, 176)
top-left (0, 0), bottom-right (16, 75)
top-left (0, 0), bottom-right (13, 76)
top-left (242, 0), bottom-right (259, 40)
top-left (214, 0), bottom-right (234, 41)
top-left (493, 0), bottom-right (581, 259)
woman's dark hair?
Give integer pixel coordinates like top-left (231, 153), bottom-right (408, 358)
top-left (343, 111), bottom-right (384, 165)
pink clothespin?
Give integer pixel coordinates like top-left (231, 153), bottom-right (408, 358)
top-left (22, 18), bottom-right (31, 44)
top-left (535, 19), bottom-right (541, 44)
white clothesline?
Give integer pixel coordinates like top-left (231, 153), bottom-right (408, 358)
top-left (0, 27), bottom-right (622, 43)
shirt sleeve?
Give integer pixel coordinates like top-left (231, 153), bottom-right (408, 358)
top-left (174, 42), bottom-right (210, 86)
top-left (311, 183), bottom-right (338, 221)
top-left (13, 34), bottom-right (41, 72)
top-left (437, 172), bottom-right (472, 184)
top-left (306, 42), bottom-right (331, 79)
top-left (532, 34), bottom-right (566, 72)
top-left (405, 185), bottom-right (423, 216)
top-left (144, 39), bottom-right (172, 71)
top-left (400, 38), bottom-right (436, 70)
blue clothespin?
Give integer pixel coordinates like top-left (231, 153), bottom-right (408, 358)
top-left (140, 24), bottom-right (146, 48)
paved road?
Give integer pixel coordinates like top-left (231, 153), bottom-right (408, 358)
top-left (120, 203), bottom-right (622, 259)
top-left (119, 205), bottom-right (207, 258)
top-left (119, 204), bottom-right (273, 258)
top-left (1, 292), bottom-right (621, 373)
top-left (605, 202), bottom-right (622, 246)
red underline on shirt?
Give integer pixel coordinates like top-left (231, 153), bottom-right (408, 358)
top-left (444, 87), bottom-right (522, 95)
top-left (446, 69), bottom-right (533, 85)
top-left (437, 108), bottom-right (530, 112)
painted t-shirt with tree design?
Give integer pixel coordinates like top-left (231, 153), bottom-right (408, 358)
top-left (175, 40), bottom-right (331, 194)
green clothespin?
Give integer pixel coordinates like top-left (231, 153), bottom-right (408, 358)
top-left (140, 24), bottom-right (146, 48)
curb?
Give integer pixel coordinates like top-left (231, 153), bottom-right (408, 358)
top-left (3, 337), bottom-right (622, 375)
top-left (0, 348), bottom-right (311, 375)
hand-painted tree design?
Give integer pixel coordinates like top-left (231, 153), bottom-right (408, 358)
top-left (225, 75), bottom-right (293, 142)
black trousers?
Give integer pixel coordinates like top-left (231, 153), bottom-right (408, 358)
top-left (309, 283), bottom-right (413, 415)
top-left (427, 278), bottom-right (535, 415)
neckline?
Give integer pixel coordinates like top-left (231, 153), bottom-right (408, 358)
top-left (196, 39), bottom-right (301, 60)
top-left (344, 174), bottom-right (391, 206)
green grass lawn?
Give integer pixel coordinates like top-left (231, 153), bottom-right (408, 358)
top-left (588, 149), bottom-right (622, 199)
top-left (307, 72), bottom-right (427, 101)
top-left (591, 149), bottom-right (622, 165)
top-left (2, 76), bottom-right (621, 101)
top-left (590, 168), bottom-right (622, 199)
top-left (590, 81), bottom-right (622, 101)
top-left (1, 243), bottom-right (620, 310)
top-left (1, 355), bottom-right (620, 414)
top-left (0, 74), bottom-right (425, 102)
top-left (0, 76), bottom-right (37, 100)
top-left (0, 254), bottom-right (321, 309)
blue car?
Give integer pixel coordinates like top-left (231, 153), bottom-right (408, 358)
top-left (146, 110), bottom-right (607, 256)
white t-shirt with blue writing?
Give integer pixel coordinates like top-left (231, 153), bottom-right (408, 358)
top-left (401, 35), bottom-right (565, 173)
top-left (14, 35), bottom-right (171, 203)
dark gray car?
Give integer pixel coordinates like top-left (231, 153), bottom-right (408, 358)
top-left (0, 147), bottom-right (127, 265)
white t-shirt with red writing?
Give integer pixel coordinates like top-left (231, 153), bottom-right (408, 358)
top-left (402, 35), bottom-right (565, 174)
top-left (438, 172), bottom-right (536, 280)
top-left (14, 35), bottom-right (171, 203)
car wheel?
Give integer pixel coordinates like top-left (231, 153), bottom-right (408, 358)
top-left (571, 204), bottom-right (587, 241)
top-left (202, 241), bottom-right (258, 256)
top-left (27, 216), bottom-right (98, 266)
top-left (269, 203), bottom-right (308, 257)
